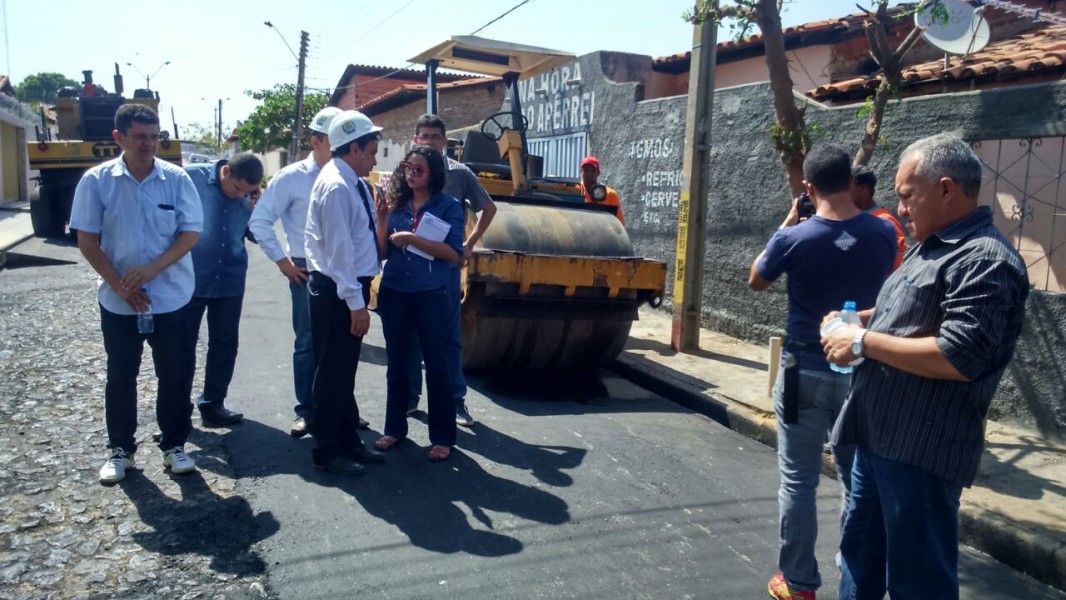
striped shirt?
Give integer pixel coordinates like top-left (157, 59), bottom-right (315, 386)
top-left (832, 206), bottom-right (1029, 487)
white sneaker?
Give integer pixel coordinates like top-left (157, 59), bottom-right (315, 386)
top-left (99, 449), bottom-right (134, 484)
top-left (162, 447), bottom-right (196, 474)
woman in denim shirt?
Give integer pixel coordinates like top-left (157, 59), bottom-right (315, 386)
top-left (374, 146), bottom-right (464, 461)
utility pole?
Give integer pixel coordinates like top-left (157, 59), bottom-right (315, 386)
top-left (217, 99), bottom-right (223, 154)
top-left (291, 30), bottom-right (309, 165)
top-left (671, 8), bottom-right (718, 352)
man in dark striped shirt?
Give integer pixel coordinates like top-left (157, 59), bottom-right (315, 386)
top-left (821, 133), bottom-right (1029, 600)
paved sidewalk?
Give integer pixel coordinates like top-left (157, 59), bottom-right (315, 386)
top-left (0, 203), bottom-right (32, 270)
top-left (610, 307), bottom-right (1066, 591)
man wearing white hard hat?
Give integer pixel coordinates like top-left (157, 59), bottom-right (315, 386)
top-left (249, 105), bottom-right (349, 438)
top-left (303, 110), bottom-right (386, 474)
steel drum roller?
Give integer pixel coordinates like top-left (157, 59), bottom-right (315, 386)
top-left (461, 201), bottom-right (660, 370)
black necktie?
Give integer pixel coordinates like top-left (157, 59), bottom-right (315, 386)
top-left (355, 179), bottom-right (380, 261)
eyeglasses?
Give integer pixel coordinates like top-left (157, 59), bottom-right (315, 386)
top-left (416, 132), bottom-right (445, 142)
top-left (399, 162), bottom-right (427, 178)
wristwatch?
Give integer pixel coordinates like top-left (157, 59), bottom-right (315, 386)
top-left (851, 329), bottom-right (867, 358)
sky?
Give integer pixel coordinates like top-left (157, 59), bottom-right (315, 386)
top-left (0, 0), bottom-right (905, 139)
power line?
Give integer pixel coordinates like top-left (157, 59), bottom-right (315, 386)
top-left (323, 0), bottom-right (420, 62)
top-left (471, 0), bottom-right (535, 35)
top-left (327, 0), bottom-right (539, 97)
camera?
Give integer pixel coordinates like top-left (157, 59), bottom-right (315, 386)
top-left (797, 192), bottom-right (814, 220)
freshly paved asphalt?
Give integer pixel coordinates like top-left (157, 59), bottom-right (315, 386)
top-left (214, 247), bottom-right (1064, 599)
top-left (6, 233), bottom-right (1061, 599)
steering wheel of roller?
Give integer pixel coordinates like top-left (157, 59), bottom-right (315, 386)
top-left (480, 111), bottom-right (529, 142)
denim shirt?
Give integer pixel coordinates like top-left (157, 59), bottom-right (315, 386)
top-left (381, 192), bottom-right (464, 293)
top-left (186, 161), bottom-right (254, 297)
top-left (69, 156), bottom-right (203, 315)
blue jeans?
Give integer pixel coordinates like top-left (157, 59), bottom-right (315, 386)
top-left (378, 285), bottom-right (457, 447)
top-left (290, 258), bottom-right (314, 418)
top-left (187, 295), bottom-right (244, 408)
top-left (100, 303), bottom-right (197, 453)
top-left (838, 447), bottom-right (964, 600)
top-left (408, 271), bottom-right (466, 409)
top-left (772, 365), bottom-right (854, 593)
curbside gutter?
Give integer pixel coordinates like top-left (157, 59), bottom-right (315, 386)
top-left (607, 352), bottom-right (1066, 592)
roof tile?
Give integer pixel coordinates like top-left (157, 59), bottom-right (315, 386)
top-left (808, 23), bottom-right (1066, 100)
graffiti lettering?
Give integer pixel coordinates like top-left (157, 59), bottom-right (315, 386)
top-left (518, 62), bottom-right (594, 134)
top-left (627, 137), bottom-right (674, 159)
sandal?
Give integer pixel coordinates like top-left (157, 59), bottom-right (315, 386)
top-left (428, 445), bottom-right (451, 461)
top-left (375, 436), bottom-right (400, 451)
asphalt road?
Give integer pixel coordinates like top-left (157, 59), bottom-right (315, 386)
top-left (6, 234), bottom-right (1062, 599)
top-left (215, 245), bottom-right (1063, 600)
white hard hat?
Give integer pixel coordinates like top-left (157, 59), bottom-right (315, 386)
top-left (309, 106), bottom-right (343, 134)
top-left (328, 110), bottom-right (383, 151)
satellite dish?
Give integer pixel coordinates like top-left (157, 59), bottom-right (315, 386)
top-left (915, 0), bottom-right (991, 56)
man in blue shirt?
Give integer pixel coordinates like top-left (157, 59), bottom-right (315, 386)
top-left (185, 153), bottom-right (264, 426)
top-left (70, 103), bottom-right (203, 484)
top-left (749, 145), bottom-right (896, 600)
top-left (248, 106), bottom-right (342, 438)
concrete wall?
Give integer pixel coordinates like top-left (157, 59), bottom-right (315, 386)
top-left (528, 51), bottom-right (1066, 436)
top-left (0, 99), bottom-right (33, 202)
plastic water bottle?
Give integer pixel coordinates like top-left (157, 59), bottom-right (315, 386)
top-left (137, 308), bottom-right (154, 335)
top-left (820, 301), bottom-right (864, 374)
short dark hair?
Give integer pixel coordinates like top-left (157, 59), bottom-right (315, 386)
top-left (803, 145), bottom-right (852, 196)
top-left (226, 152), bottom-right (264, 185)
top-left (311, 131), bottom-right (328, 143)
top-left (851, 164), bottom-right (877, 191)
top-left (414, 114), bottom-right (447, 136)
top-left (115, 103), bottom-right (159, 134)
top-left (331, 131), bottom-right (381, 158)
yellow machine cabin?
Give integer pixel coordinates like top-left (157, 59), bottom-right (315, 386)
top-left (29, 67), bottom-right (181, 237)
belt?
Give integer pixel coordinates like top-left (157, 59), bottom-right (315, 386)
top-left (784, 338), bottom-right (822, 353)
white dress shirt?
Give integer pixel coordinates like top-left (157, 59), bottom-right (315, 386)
top-left (248, 155), bottom-right (320, 262)
top-left (304, 157), bottom-right (380, 310)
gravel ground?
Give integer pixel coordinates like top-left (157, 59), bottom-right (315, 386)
top-left (0, 259), bottom-right (277, 600)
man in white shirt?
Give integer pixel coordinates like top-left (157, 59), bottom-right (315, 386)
top-left (303, 110), bottom-right (386, 474)
top-left (248, 106), bottom-right (343, 438)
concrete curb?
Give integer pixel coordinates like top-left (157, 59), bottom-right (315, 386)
top-left (607, 352), bottom-right (1066, 592)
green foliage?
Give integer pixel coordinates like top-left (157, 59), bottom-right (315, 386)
top-left (857, 95), bottom-right (875, 120)
top-left (15, 72), bottom-right (78, 104)
top-left (183, 122), bottom-right (222, 149)
top-left (237, 84), bottom-right (328, 154)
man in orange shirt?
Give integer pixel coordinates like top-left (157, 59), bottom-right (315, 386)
top-left (852, 165), bottom-right (906, 269)
top-left (579, 156), bottom-right (624, 225)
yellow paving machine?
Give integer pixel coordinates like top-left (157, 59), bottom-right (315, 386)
top-left (28, 66), bottom-right (182, 237)
top-left (407, 36), bottom-right (667, 369)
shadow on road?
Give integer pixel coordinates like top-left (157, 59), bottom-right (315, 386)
top-left (118, 470), bottom-right (280, 575)
top-left (208, 417), bottom-right (573, 557)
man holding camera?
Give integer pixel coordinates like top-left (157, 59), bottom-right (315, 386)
top-left (579, 156), bottom-right (624, 225)
top-left (748, 145), bottom-right (897, 600)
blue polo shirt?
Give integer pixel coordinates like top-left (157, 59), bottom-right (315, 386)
top-left (70, 156), bottom-right (203, 315)
top-left (380, 192), bottom-right (464, 293)
top-left (186, 161), bottom-right (255, 298)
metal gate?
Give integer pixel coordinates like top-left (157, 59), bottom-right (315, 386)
top-left (973, 136), bottom-right (1066, 293)
top-left (528, 132), bottom-right (587, 179)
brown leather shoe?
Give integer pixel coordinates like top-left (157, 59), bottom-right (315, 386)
top-left (290, 416), bottom-right (310, 438)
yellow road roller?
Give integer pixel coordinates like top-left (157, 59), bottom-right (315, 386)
top-left (407, 36), bottom-right (667, 369)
